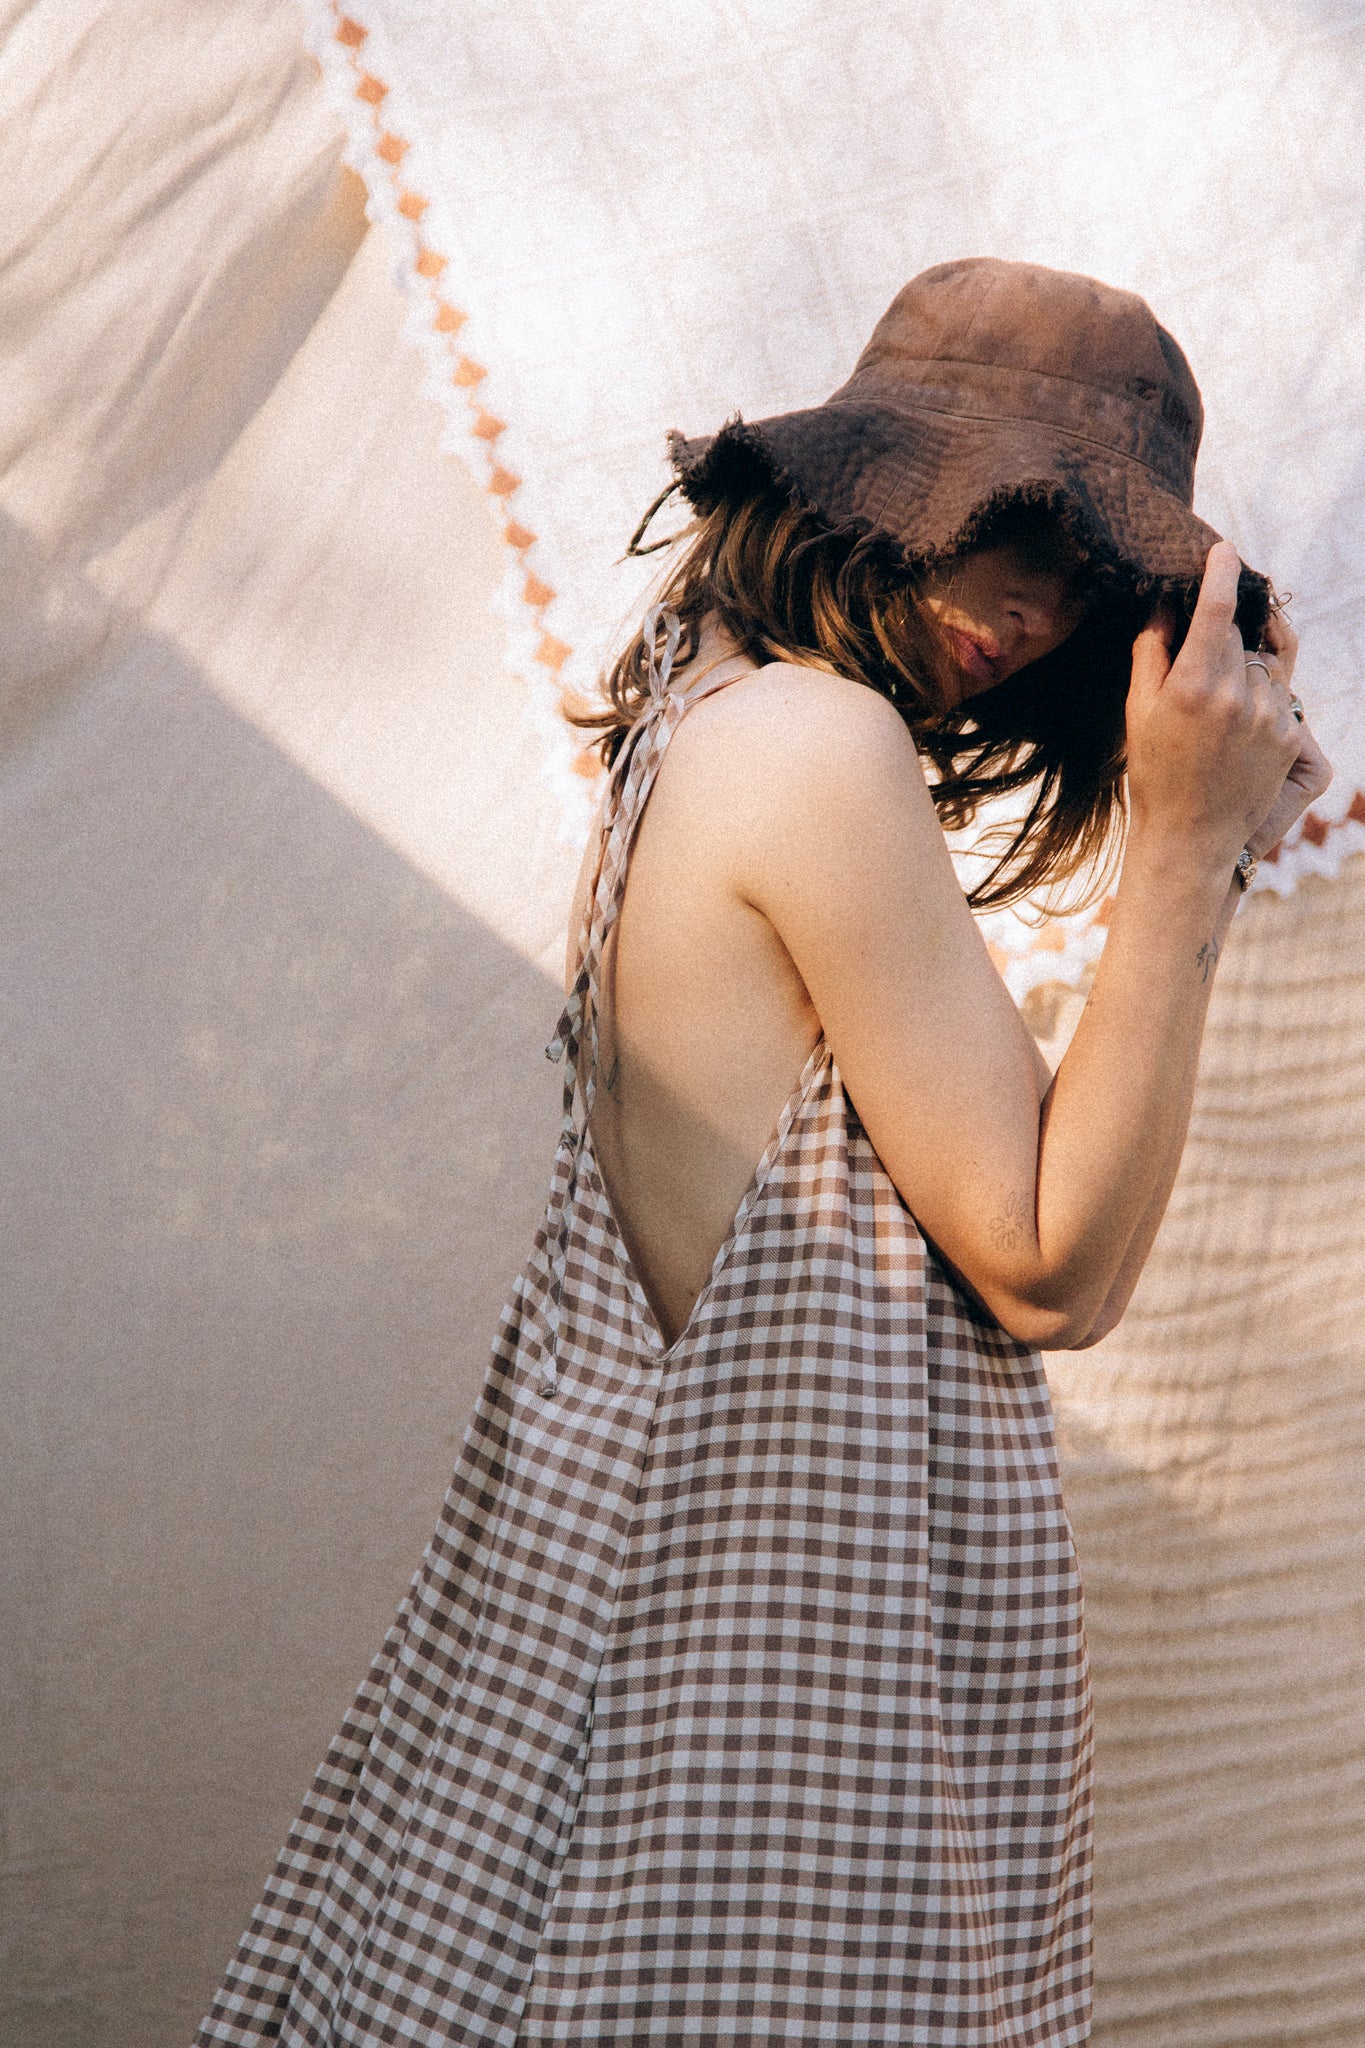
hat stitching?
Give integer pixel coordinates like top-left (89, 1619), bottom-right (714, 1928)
top-left (872, 351), bottom-right (1191, 414)
top-left (857, 454), bottom-right (914, 530)
top-left (819, 397), bottom-right (1194, 493)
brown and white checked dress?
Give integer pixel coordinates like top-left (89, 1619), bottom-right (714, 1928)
top-left (198, 611), bottom-right (1093, 2047)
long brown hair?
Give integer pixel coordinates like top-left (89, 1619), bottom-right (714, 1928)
top-left (571, 482), bottom-right (1171, 912)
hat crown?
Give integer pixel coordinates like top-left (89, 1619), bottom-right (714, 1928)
top-left (852, 258), bottom-right (1203, 461)
top-left (668, 255), bottom-right (1258, 593)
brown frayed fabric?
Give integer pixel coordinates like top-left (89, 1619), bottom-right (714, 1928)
top-left (669, 258), bottom-right (1270, 628)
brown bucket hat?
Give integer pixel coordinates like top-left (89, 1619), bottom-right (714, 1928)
top-left (668, 257), bottom-right (1265, 605)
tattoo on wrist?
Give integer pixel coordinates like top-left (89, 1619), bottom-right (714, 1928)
top-left (1195, 936), bottom-right (1220, 985)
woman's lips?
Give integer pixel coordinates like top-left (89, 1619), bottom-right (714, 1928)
top-left (947, 627), bottom-right (1002, 687)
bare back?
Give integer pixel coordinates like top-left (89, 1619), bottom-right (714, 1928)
top-left (571, 654), bottom-right (821, 1346)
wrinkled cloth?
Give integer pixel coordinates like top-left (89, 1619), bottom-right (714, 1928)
top-left (4, 7), bottom-right (1363, 2045)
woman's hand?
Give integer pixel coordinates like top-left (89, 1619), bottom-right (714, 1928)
top-left (1125, 542), bottom-right (1305, 874)
top-left (1238, 611), bottom-right (1334, 859)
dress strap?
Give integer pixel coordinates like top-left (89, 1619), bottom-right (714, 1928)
top-left (546, 605), bottom-right (752, 1121)
top-left (536, 607), bottom-right (752, 1394)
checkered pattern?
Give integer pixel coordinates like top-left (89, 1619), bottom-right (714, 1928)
top-left (197, 628), bottom-right (1093, 2045)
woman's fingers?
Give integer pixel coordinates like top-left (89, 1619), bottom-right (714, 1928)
top-left (1283, 721), bottom-right (1333, 802)
top-left (1242, 645), bottom-right (1292, 731)
top-left (1243, 643), bottom-right (1281, 685)
top-left (1176, 540), bottom-right (1243, 680)
top-left (1125, 543), bottom-right (1305, 865)
top-left (1244, 646), bottom-right (1315, 770)
top-left (1261, 607), bottom-right (1299, 682)
top-left (1244, 722), bottom-right (1334, 860)
top-left (1129, 602), bottom-right (1176, 696)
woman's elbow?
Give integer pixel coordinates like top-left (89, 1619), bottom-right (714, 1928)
top-left (994, 1295), bottom-right (1125, 1351)
top-left (993, 1300), bottom-right (1093, 1350)
top-left (1060, 1301), bottom-right (1127, 1350)
top-left (932, 1240), bottom-right (1113, 1351)
top-left (986, 1272), bottom-right (1120, 1351)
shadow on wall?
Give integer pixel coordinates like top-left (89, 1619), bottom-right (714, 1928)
top-left (0, 545), bottom-right (563, 2045)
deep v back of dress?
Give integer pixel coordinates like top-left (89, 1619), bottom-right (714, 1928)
top-left (578, 617), bottom-right (823, 1345)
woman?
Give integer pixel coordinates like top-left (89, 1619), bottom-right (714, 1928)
top-left (198, 259), bottom-right (1330, 2046)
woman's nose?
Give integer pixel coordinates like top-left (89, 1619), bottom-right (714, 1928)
top-left (1006, 589), bottom-right (1068, 643)
top-left (1010, 599), bottom-right (1051, 637)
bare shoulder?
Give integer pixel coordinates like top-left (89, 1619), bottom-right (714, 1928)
top-left (681, 658), bottom-right (915, 760)
top-left (663, 658), bottom-right (932, 831)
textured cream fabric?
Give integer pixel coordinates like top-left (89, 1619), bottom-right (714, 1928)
top-left (2, 4), bottom-right (1362, 2046)
top-left (1048, 859), bottom-right (1365, 2045)
top-left (0, 6), bottom-right (574, 2044)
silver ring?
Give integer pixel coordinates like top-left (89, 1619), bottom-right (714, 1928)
top-left (1289, 693), bottom-right (1305, 723)
top-left (1244, 655), bottom-right (1273, 680)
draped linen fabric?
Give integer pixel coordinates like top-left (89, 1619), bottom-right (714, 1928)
top-left (0, 6), bottom-right (578, 2043)
top-left (1, 3), bottom-right (1362, 2045)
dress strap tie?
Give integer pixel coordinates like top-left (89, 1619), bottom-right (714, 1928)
top-left (642, 603), bottom-right (682, 701)
top-left (538, 606), bottom-right (748, 1393)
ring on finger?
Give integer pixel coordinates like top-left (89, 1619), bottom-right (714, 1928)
top-left (1244, 654), bottom-right (1273, 680)
top-left (1289, 693), bottom-right (1305, 723)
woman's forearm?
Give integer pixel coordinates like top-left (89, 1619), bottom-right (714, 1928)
top-left (1060, 1050), bottom-right (1198, 1349)
top-left (1064, 874), bottom-right (1241, 1347)
top-left (993, 832), bottom-right (1238, 1345)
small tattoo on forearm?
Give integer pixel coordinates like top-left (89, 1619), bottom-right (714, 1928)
top-left (1195, 936), bottom-right (1219, 984)
top-left (602, 1054), bottom-right (620, 1097)
top-left (987, 1190), bottom-right (1033, 1253)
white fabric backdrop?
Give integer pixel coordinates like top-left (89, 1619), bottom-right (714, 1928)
top-left (304, 0), bottom-right (1365, 995)
top-left (2, 6), bottom-right (1361, 2043)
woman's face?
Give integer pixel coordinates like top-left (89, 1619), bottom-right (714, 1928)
top-left (922, 530), bottom-right (1089, 706)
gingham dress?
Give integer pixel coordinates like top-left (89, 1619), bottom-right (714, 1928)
top-left (198, 614), bottom-right (1093, 2047)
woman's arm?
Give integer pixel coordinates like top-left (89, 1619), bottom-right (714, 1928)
top-left (721, 544), bottom-right (1328, 1350)
top-left (1061, 876), bottom-right (1238, 1347)
top-left (1015, 831), bottom-right (1238, 1345)
top-left (1065, 607), bottom-right (1319, 1348)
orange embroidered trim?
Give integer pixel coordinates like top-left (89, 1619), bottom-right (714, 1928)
top-left (1263, 788), bottom-right (1365, 863)
top-left (325, 14), bottom-right (1365, 831)
top-left (330, 8), bottom-right (566, 668)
